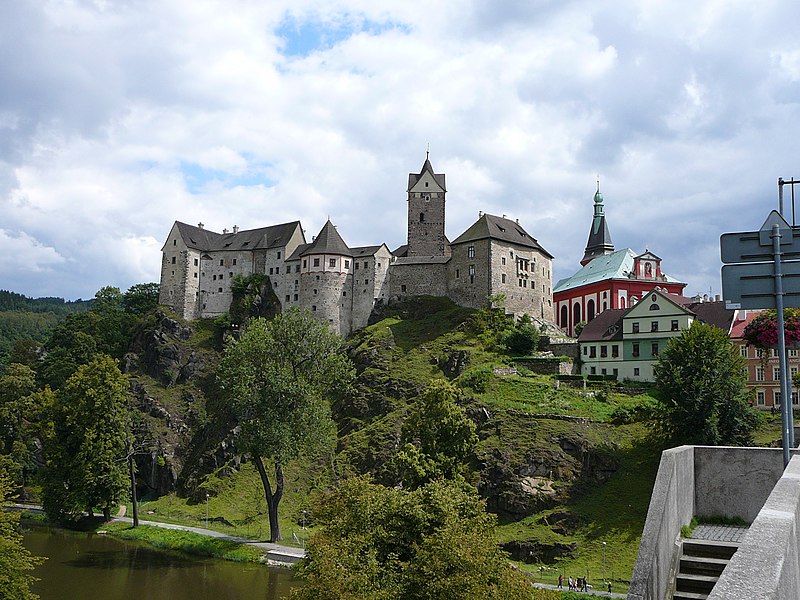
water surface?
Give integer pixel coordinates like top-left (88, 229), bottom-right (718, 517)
top-left (22, 525), bottom-right (298, 600)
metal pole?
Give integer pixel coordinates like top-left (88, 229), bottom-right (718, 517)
top-left (773, 223), bottom-right (791, 466)
top-left (205, 493), bottom-right (209, 528)
top-left (788, 346), bottom-right (796, 448)
top-left (779, 178), bottom-right (785, 217)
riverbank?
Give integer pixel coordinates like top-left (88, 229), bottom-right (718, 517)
top-left (13, 504), bottom-right (305, 567)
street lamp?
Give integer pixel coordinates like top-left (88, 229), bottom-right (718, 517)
top-left (602, 541), bottom-right (607, 582)
top-left (302, 510), bottom-right (307, 530)
top-left (205, 493), bottom-right (209, 528)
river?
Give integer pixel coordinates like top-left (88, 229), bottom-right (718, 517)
top-left (22, 525), bottom-right (299, 600)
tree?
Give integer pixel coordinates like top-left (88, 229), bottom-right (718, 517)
top-left (292, 477), bottom-right (532, 600)
top-left (42, 355), bottom-right (130, 521)
top-left (122, 283), bottom-right (160, 316)
top-left (504, 315), bottom-right (540, 356)
top-left (653, 321), bottom-right (762, 445)
top-left (218, 308), bottom-right (354, 542)
top-left (0, 463), bottom-right (44, 600)
top-left (391, 379), bottom-right (478, 488)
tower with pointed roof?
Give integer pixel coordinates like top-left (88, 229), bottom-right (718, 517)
top-left (581, 183), bottom-right (615, 266)
top-left (407, 153), bottom-right (447, 257)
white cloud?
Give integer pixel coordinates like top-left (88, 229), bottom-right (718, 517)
top-left (0, 0), bottom-right (798, 301)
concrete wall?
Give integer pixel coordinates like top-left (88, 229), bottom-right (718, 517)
top-left (629, 446), bottom-right (798, 600)
top-left (709, 455), bottom-right (800, 600)
top-left (628, 446), bottom-right (695, 600)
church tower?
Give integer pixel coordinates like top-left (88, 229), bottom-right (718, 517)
top-left (580, 182), bottom-right (615, 266)
top-left (407, 153), bottom-right (447, 256)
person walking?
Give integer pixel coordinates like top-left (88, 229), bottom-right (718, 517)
top-left (568, 576), bottom-right (574, 590)
top-left (558, 574), bottom-right (563, 589)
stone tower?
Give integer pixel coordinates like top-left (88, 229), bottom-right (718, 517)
top-left (407, 153), bottom-right (447, 256)
top-left (580, 182), bottom-right (615, 266)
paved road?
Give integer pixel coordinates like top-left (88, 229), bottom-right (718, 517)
top-left (531, 581), bottom-right (627, 598)
top-left (13, 503), bottom-right (305, 564)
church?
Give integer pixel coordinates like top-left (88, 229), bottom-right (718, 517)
top-left (158, 155), bottom-right (555, 335)
top-left (553, 185), bottom-right (687, 337)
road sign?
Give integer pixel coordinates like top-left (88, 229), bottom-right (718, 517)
top-left (720, 214), bottom-right (800, 264)
top-left (721, 261), bottom-right (800, 309)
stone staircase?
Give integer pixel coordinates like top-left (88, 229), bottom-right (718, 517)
top-left (672, 538), bottom-right (740, 600)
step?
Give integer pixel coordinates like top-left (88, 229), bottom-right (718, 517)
top-left (675, 573), bottom-right (719, 594)
top-left (679, 555), bottom-right (729, 577)
top-left (673, 591), bottom-right (709, 600)
top-left (681, 539), bottom-right (739, 560)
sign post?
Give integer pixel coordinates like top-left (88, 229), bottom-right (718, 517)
top-left (721, 210), bottom-right (798, 466)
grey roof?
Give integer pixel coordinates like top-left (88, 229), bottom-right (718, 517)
top-left (687, 301), bottom-right (736, 332)
top-left (175, 221), bottom-right (302, 252)
top-left (450, 213), bottom-right (553, 258)
top-left (577, 309), bottom-right (626, 342)
top-left (407, 157), bottom-right (446, 191)
top-left (392, 256), bottom-right (451, 265)
top-left (285, 243), bottom-right (311, 261)
top-left (351, 245), bottom-right (383, 257)
top-left (300, 220), bottom-right (352, 257)
top-left (392, 244), bottom-right (409, 257)
top-left (582, 189), bottom-right (615, 264)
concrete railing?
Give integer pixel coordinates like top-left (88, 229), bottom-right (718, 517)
top-left (709, 454), bottom-right (800, 600)
top-left (628, 446), bottom-right (695, 600)
top-left (628, 446), bottom-right (796, 600)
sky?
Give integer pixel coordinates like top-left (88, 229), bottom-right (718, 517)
top-left (2, 0), bottom-right (799, 301)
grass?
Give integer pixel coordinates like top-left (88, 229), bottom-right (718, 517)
top-left (102, 522), bottom-right (264, 562)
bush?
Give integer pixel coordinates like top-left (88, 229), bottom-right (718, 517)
top-left (457, 366), bottom-right (493, 393)
top-left (504, 322), bottom-right (539, 356)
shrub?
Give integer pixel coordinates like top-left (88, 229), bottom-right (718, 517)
top-left (457, 366), bottom-right (493, 393)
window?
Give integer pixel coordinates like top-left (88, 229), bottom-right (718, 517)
top-left (173, 240), bottom-right (176, 246)
top-left (794, 391), bottom-right (799, 405)
top-left (343, 291), bottom-right (347, 297)
top-left (756, 367), bottom-right (765, 381)
top-left (295, 265), bottom-right (300, 273)
top-left (344, 260), bottom-right (350, 269)
top-left (775, 391), bottom-right (782, 405)
top-left (612, 345), bottom-right (619, 358)
top-left (364, 279), bottom-right (369, 284)
top-left (355, 262), bottom-right (359, 270)
top-left (791, 349), bottom-right (798, 357)
top-left (277, 251), bottom-right (281, 259)
top-left (420, 212), bottom-right (425, 223)
top-left (269, 268), bottom-right (273, 275)
top-left (671, 320), bottom-right (679, 331)
top-left (601, 368), bottom-right (607, 375)
top-left (590, 346), bottom-right (597, 358)
top-left (313, 258), bottom-right (320, 267)
top-left (774, 367), bottom-right (781, 381)
top-left (469, 264), bottom-right (475, 284)
top-left (649, 304), bottom-right (660, 311)
top-left (632, 343), bottom-right (640, 357)
top-left (634, 368), bottom-right (640, 376)
top-left (757, 348), bottom-right (764, 358)
top-left (171, 256), bottom-right (176, 264)
top-left (293, 294), bottom-right (298, 301)
top-left (329, 258), bottom-right (336, 268)
top-left (651, 343), bottom-right (659, 357)
top-left (651, 321), bottom-right (659, 332)
top-left (213, 275), bottom-right (217, 281)
top-left (312, 305), bottom-right (316, 312)
top-left (219, 274), bottom-right (223, 280)
top-left (612, 368), bottom-right (618, 377)
top-left (456, 269), bottom-right (460, 279)
top-left (600, 345), bottom-right (608, 358)
top-left (468, 245), bottom-right (475, 259)
top-left (233, 258), bottom-right (237, 266)
top-left (792, 366), bottom-right (798, 379)
top-left (194, 258), bottom-right (198, 266)
top-left (501, 274), bottom-right (506, 283)
top-left (590, 367), bottom-right (596, 375)
top-left (229, 272), bottom-right (233, 278)
top-left (757, 390), bottom-right (766, 405)
top-left (740, 345), bottom-right (748, 358)
top-left (313, 289), bottom-right (318, 295)
top-left (193, 273), bottom-right (197, 278)
top-left (218, 287), bottom-right (223, 292)
top-left (583, 346), bottom-right (587, 356)
top-left (303, 259), bottom-right (307, 268)
top-left (401, 284), bottom-right (407, 293)
top-left (285, 295), bottom-right (290, 302)
top-left (275, 267), bottom-right (280, 274)
top-left (364, 262), bottom-right (368, 269)
top-left (632, 322), bottom-right (639, 333)
top-left (502, 257), bottom-right (506, 265)
top-left (219, 259), bottom-right (224, 266)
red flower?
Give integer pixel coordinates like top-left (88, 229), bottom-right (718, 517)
top-left (743, 309), bottom-right (800, 350)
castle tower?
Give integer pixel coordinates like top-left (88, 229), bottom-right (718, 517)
top-left (580, 182), bottom-right (615, 266)
top-left (407, 153), bottom-right (447, 256)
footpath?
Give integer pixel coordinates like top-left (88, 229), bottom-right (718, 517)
top-left (530, 581), bottom-right (627, 598)
top-left (13, 503), bottom-right (305, 565)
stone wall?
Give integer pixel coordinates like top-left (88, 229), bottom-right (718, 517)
top-left (351, 247), bottom-right (392, 331)
top-left (489, 240), bottom-right (554, 321)
top-left (300, 264), bottom-right (351, 337)
top-left (448, 238), bottom-right (491, 309)
top-left (388, 261), bottom-right (449, 300)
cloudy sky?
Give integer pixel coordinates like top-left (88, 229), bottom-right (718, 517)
top-left (2, 0), bottom-right (799, 301)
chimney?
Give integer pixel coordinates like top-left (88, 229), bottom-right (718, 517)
top-left (197, 222), bottom-right (204, 229)
top-left (223, 228), bottom-right (229, 234)
top-left (516, 218), bottom-right (520, 224)
top-left (233, 225), bottom-right (239, 234)
top-left (312, 236), bottom-right (316, 242)
top-left (479, 211), bottom-right (483, 218)
top-left (715, 294), bottom-right (721, 301)
top-left (502, 214), bottom-right (507, 219)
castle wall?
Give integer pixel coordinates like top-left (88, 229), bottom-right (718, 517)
top-left (447, 239), bottom-right (491, 310)
top-left (388, 261), bottom-right (449, 300)
top-left (408, 170), bottom-right (446, 257)
top-left (300, 253), bottom-right (352, 336)
top-left (351, 247), bottom-right (392, 331)
top-left (489, 241), bottom-right (554, 321)
top-left (198, 250), bottom-right (256, 317)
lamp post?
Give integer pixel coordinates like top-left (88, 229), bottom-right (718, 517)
top-left (602, 541), bottom-right (607, 582)
top-left (301, 510), bottom-right (307, 550)
top-left (205, 493), bottom-right (209, 528)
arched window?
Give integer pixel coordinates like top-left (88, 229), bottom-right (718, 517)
top-left (587, 299), bottom-right (596, 321)
top-left (649, 303), bottom-right (661, 311)
top-left (619, 297), bottom-right (626, 309)
top-left (573, 303), bottom-right (581, 328)
top-left (420, 212), bottom-right (425, 223)
top-left (560, 305), bottom-right (568, 328)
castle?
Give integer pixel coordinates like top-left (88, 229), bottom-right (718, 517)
top-left (159, 155), bottom-right (555, 335)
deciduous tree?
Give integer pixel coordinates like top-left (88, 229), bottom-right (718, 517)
top-left (653, 321), bottom-right (762, 445)
top-left (218, 308), bottom-right (353, 542)
top-left (42, 355), bottom-right (130, 521)
top-left (292, 477), bottom-right (532, 600)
